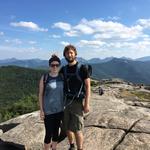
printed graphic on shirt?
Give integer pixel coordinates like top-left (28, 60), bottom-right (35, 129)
top-left (47, 79), bottom-right (57, 89)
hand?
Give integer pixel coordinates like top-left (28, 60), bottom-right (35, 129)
top-left (40, 110), bottom-right (45, 120)
top-left (83, 104), bottom-right (90, 113)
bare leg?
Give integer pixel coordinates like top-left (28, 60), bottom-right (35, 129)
top-left (44, 143), bottom-right (51, 150)
top-left (74, 131), bottom-right (83, 150)
top-left (67, 130), bottom-right (75, 144)
top-left (51, 141), bottom-right (57, 150)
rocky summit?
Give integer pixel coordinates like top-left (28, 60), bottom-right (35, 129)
top-left (0, 80), bottom-right (150, 150)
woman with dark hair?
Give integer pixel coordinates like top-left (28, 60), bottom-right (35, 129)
top-left (39, 54), bottom-right (64, 150)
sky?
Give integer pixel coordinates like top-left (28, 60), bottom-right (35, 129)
top-left (0, 0), bottom-right (150, 60)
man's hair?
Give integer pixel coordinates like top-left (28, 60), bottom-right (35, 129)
top-left (63, 44), bottom-right (77, 57)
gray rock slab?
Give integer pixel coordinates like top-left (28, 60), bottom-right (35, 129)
top-left (116, 133), bottom-right (150, 150)
top-left (131, 119), bottom-right (150, 134)
top-left (0, 111), bottom-right (44, 150)
top-left (85, 93), bottom-right (149, 131)
top-left (83, 127), bottom-right (124, 150)
top-left (57, 127), bottom-right (125, 150)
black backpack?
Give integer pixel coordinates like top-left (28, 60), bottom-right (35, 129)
top-left (63, 63), bottom-right (92, 100)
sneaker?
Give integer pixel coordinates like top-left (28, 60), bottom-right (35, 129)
top-left (68, 147), bottom-right (75, 150)
top-left (68, 143), bottom-right (75, 150)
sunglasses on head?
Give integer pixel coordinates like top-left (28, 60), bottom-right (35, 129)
top-left (50, 64), bottom-right (60, 67)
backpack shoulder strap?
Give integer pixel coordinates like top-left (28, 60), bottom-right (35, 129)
top-left (43, 73), bottom-right (49, 93)
top-left (43, 73), bottom-right (49, 83)
top-left (87, 64), bottom-right (92, 76)
top-left (63, 63), bottom-right (84, 82)
top-left (79, 63), bottom-right (92, 77)
top-left (62, 65), bottom-right (67, 79)
top-left (76, 62), bottom-right (83, 82)
top-left (59, 72), bottom-right (64, 81)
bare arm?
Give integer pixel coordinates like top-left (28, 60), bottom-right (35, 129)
top-left (83, 78), bottom-right (91, 113)
top-left (38, 75), bottom-right (45, 120)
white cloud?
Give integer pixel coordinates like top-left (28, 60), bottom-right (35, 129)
top-left (0, 45), bottom-right (38, 53)
top-left (10, 21), bottom-right (48, 32)
top-left (93, 33), bottom-right (112, 39)
top-left (64, 30), bottom-right (79, 37)
top-left (73, 24), bottom-right (94, 34)
top-left (5, 39), bottom-right (37, 45)
top-left (84, 19), bottom-right (124, 32)
top-left (53, 22), bottom-right (71, 31)
top-left (0, 32), bottom-right (4, 36)
top-left (85, 19), bottom-right (143, 40)
top-left (2, 18), bottom-right (150, 60)
top-left (131, 39), bottom-right (150, 50)
top-left (137, 19), bottom-right (150, 29)
top-left (27, 47), bottom-right (39, 53)
top-left (60, 41), bottom-right (70, 46)
top-left (5, 38), bottom-right (22, 45)
top-left (0, 45), bottom-right (48, 59)
top-left (53, 18), bottom-right (144, 41)
top-left (77, 41), bottom-right (150, 59)
top-left (28, 41), bottom-right (37, 44)
top-left (51, 18), bottom-right (150, 59)
top-left (137, 19), bottom-right (149, 27)
top-left (113, 37), bottom-right (150, 49)
top-left (52, 34), bottom-right (61, 38)
top-left (78, 40), bottom-right (106, 48)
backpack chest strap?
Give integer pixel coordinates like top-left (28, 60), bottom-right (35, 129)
top-left (63, 63), bottom-right (83, 82)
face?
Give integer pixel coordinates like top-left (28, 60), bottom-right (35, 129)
top-left (65, 49), bottom-right (76, 63)
top-left (50, 61), bottom-right (60, 73)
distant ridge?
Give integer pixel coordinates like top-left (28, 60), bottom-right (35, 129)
top-left (1, 56), bottom-right (150, 67)
top-left (1, 57), bottom-right (150, 84)
top-left (135, 56), bottom-right (150, 62)
top-left (0, 58), bottom-right (48, 69)
top-left (0, 57), bottom-right (150, 84)
top-left (91, 58), bottom-right (150, 84)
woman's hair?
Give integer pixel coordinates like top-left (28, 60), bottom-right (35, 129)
top-left (63, 44), bottom-right (77, 57)
top-left (48, 54), bottom-right (61, 66)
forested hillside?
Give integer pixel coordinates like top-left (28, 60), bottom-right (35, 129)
top-left (0, 66), bottom-right (46, 122)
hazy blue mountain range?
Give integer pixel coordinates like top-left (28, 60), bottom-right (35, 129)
top-left (135, 56), bottom-right (150, 62)
top-left (0, 56), bottom-right (150, 68)
top-left (0, 57), bottom-right (150, 84)
top-left (0, 58), bottom-right (49, 69)
top-left (87, 57), bottom-right (115, 63)
top-left (91, 58), bottom-right (150, 84)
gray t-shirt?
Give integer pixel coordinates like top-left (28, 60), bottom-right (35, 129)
top-left (43, 74), bottom-right (64, 115)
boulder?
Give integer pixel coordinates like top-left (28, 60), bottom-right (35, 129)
top-left (0, 111), bottom-right (44, 149)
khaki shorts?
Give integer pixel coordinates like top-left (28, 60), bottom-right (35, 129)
top-left (64, 100), bottom-right (84, 132)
